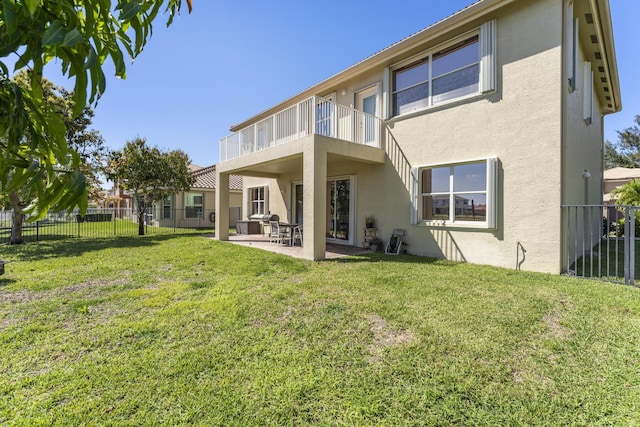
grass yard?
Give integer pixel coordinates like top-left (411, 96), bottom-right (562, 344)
top-left (0, 218), bottom-right (184, 244)
top-left (1, 234), bottom-right (640, 425)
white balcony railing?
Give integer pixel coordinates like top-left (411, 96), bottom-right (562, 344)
top-left (219, 96), bottom-right (382, 162)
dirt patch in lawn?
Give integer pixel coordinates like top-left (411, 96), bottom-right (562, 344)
top-left (366, 314), bottom-right (416, 363)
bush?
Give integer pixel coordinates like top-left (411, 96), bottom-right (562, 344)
top-left (617, 216), bottom-right (640, 237)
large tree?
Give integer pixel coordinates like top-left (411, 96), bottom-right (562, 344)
top-left (606, 115), bottom-right (640, 169)
top-left (0, 0), bottom-right (192, 222)
top-left (106, 137), bottom-right (194, 235)
top-left (2, 72), bottom-right (106, 244)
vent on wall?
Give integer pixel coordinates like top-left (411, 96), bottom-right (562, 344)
top-left (585, 13), bottom-right (594, 24)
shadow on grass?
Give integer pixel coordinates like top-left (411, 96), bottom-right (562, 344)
top-left (0, 277), bottom-right (17, 286)
top-left (1, 232), bottom-right (206, 262)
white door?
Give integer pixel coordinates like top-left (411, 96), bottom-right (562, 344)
top-left (355, 87), bottom-right (377, 145)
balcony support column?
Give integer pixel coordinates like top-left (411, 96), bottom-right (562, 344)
top-left (215, 171), bottom-right (230, 241)
top-left (302, 142), bottom-right (327, 260)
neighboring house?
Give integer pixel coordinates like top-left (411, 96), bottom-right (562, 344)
top-left (105, 181), bottom-right (132, 215)
top-left (603, 167), bottom-right (640, 206)
top-left (137, 164), bottom-right (244, 228)
top-left (215, 0), bottom-right (621, 274)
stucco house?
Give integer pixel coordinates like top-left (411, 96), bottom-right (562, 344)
top-left (142, 164), bottom-right (244, 228)
top-left (215, 0), bottom-right (621, 274)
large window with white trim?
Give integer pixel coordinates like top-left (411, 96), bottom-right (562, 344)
top-left (390, 20), bottom-right (496, 118)
top-left (417, 159), bottom-right (497, 227)
top-left (393, 35), bottom-right (479, 116)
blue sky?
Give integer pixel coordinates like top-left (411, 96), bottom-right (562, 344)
top-left (37, 1), bottom-right (640, 168)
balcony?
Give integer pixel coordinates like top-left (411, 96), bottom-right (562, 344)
top-left (219, 96), bottom-right (382, 162)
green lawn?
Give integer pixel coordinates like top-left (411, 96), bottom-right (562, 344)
top-left (571, 239), bottom-right (640, 282)
top-left (0, 218), bottom-right (208, 244)
top-left (1, 235), bottom-right (640, 425)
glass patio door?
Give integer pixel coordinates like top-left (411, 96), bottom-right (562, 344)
top-left (293, 183), bottom-right (304, 225)
top-left (327, 178), bottom-right (352, 243)
top-left (292, 176), bottom-right (354, 245)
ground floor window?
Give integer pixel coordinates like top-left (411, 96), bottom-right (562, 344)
top-left (163, 195), bottom-right (171, 219)
top-left (185, 192), bottom-right (204, 219)
top-left (418, 158), bottom-right (497, 227)
top-left (249, 187), bottom-right (266, 215)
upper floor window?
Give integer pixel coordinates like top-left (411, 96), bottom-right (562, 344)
top-left (393, 35), bottom-right (479, 116)
top-left (390, 20), bottom-right (496, 118)
top-left (185, 192), bottom-right (204, 219)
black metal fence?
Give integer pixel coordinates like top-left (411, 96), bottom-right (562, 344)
top-left (0, 208), bottom-right (217, 243)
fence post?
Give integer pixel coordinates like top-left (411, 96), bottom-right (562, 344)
top-left (630, 208), bottom-right (636, 286)
top-left (624, 206), bottom-right (631, 285)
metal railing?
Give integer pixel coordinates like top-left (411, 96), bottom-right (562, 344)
top-left (0, 208), bottom-right (218, 243)
top-left (219, 96), bottom-right (382, 162)
top-left (563, 204), bottom-right (638, 285)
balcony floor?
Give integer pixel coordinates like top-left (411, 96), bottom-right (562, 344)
top-left (208, 233), bottom-right (372, 260)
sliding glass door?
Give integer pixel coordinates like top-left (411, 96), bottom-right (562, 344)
top-left (291, 176), bottom-right (354, 245)
top-left (326, 177), bottom-right (353, 243)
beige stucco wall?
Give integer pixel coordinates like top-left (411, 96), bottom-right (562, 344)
top-left (221, 0), bottom-right (612, 274)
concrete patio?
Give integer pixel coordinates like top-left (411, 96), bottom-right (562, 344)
top-left (223, 233), bottom-right (373, 259)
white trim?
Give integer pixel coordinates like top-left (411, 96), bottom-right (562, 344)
top-left (382, 67), bottom-right (390, 119)
top-left (486, 157), bottom-right (498, 229)
top-left (326, 174), bottom-right (356, 246)
top-left (410, 166), bottom-right (419, 225)
top-left (247, 185), bottom-right (268, 216)
top-left (389, 27), bottom-right (485, 118)
top-left (566, 1), bottom-right (577, 92)
top-left (480, 19), bottom-right (497, 93)
top-left (415, 158), bottom-right (498, 229)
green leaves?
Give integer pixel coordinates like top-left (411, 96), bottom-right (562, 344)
top-left (42, 20), bottom-right (65, 46)
top-left (2, 0), bottom-right (17, 34)
top-left (118, 1), bottom-right (142, 22)
top-left (23, 0), bottom-right (41, 17)
top-left (1, 0), bottom-right (193, 223)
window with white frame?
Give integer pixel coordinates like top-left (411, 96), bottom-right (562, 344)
top-left (249, 187), bottom-right (266, 215)
top-left (163, 195), bottom-right (171, 219)
top-left (415, 159), bottom-right (497, 227)
top-left (185, 192), bottom-right (204, 219)
top-left (390, 20), bottom-right (496, 118)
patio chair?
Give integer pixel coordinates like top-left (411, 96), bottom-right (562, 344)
top-left (385, 228), bottom-right (406, 255)
top-left (269, 221), bottom-right (289, 244)
top-left (291, 225), bottom-right (303, 246)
